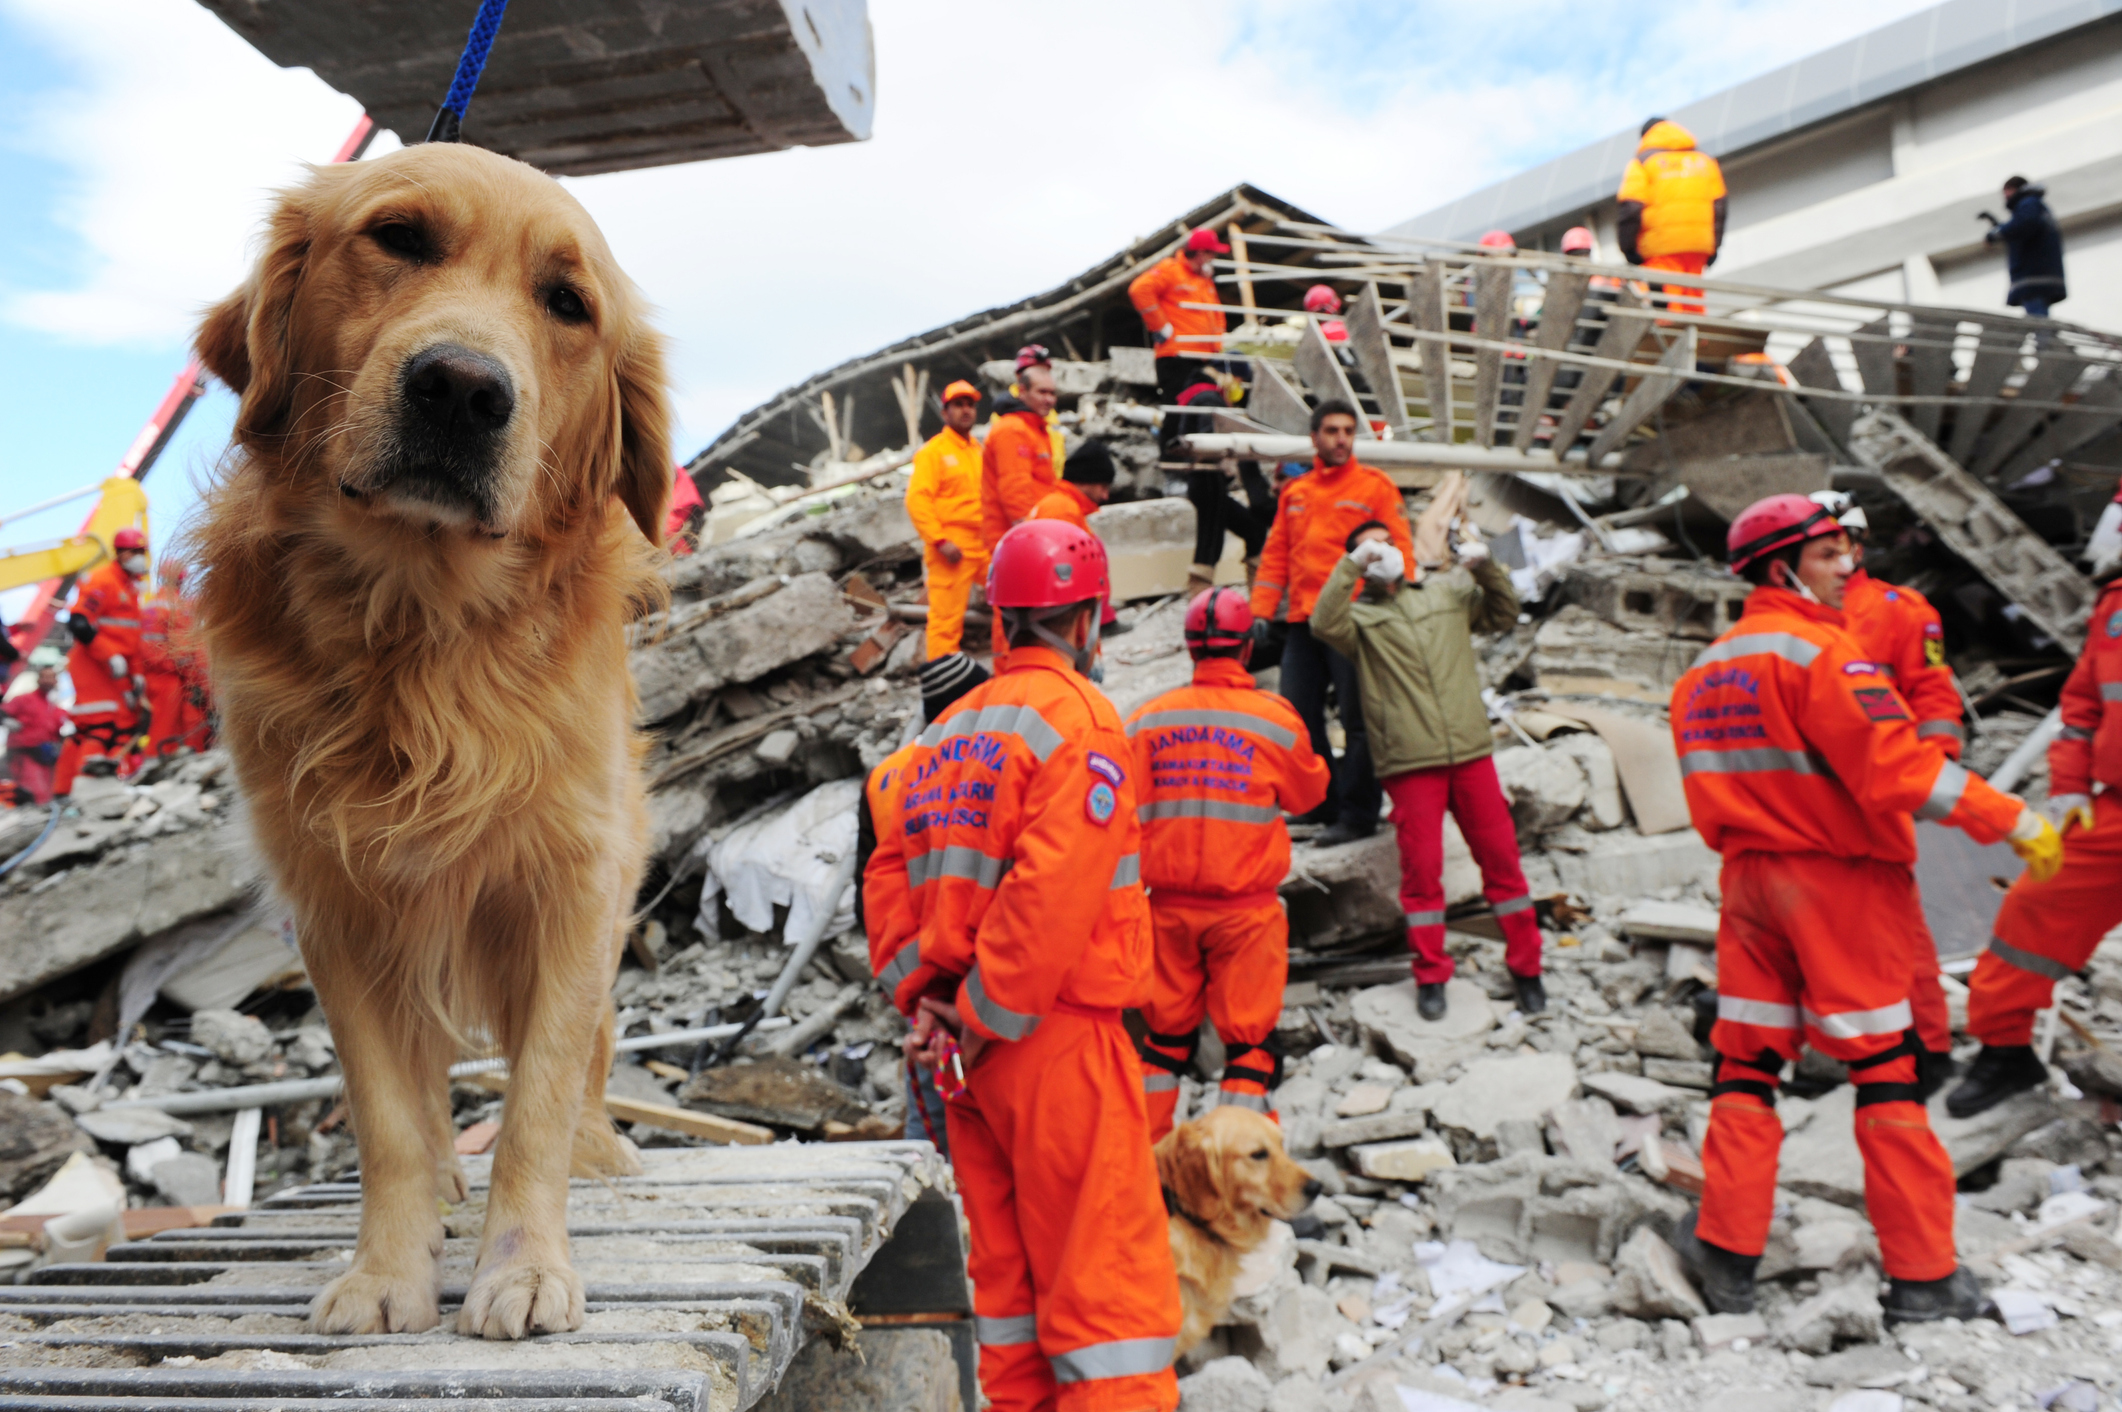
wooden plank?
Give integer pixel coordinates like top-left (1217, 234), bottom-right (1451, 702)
top-left (1994, 372), bottom-right (2122, 483)
top-left (1787, 337), bottom-right (1854, 447)
top-left (1905, 315), bottom-right (1957, 443)
top-left (1470, 263), bottom-right (1514, 446)
top-left (1546, 305), bottom-right (1651, 457)
top-left (1411, 264), bottom-right (1454, 443)
top-left (1512, 270), bottom-right (1590, 451)
top-left (1294, 317), bottom-right (1374, 438)
top-left (1586, 328), bottom-right (1698, 467)
top-left (1969, 353), bottom-right (2090, 479)
top-left (1344, 283), bottom-right (1407, 433)
top-left (1246, 360), bottom-right (1314, 435)
top-left (605, 1095), bottom-right (778, 1146)
top-left (1946, 328), bottom-right (2023, 464)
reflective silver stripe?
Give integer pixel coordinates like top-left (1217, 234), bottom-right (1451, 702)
top-left (1915, 719), bottom-right (1966, 742)
top-left (978, 1314), bottom-right (1039, 1346)
top-left (1049, 1337), bottom-right (1179, 1383)
top-left (877, 941), bottom-right (920, 990)
top-left (1144, 1073), bottom-right (1180, 1093)
top-left (919, 701), bottom-right (1065, 761)
top-left (1801, 999), bottom-right (1913, 1039)
top-left (97, 616), bottom-right (141, 628)
top-left (907, 845), bottom-right (1012, 890)
top-left (1128, 708), bottom-right (1297, 750)
top-left (1405, 910), bottom-right (1445, 928)
top-left (964, 964), bottom-right (1039, 1041)
top-left (1989, 935), bottom-right (2075, 982)
top-left (1216, 1090), bottom-right (1272, 1112)
top-left (1492, 895), bottom-right (1534, 917)
top-left (69, 700), bottom-right (120, 714)
top-left (1679, 747), bottom-right (1823, 778)
top-left (1138, 798), bottom-right (1281, 825)
top-left (1691, 632), bottom-right (1823, 670)
top-left (2104, 683), bottom-right (2122, 702)
top-left (1916, 760), bottom-right (1970, 822)
top-left (140, 632), bottom-right (167, 641)
top-left (1110, 853), bottom-right (1140, 889)
top-left (1718, 995), bottom-right (1799, 1029)
top-left (2060, 725), bottom-right (2096, 741)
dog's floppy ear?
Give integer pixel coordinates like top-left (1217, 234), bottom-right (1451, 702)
top-left (609, 323), bottom-right (672, 546)
top-left (1160, 1122), bottom-right (1228, 1228)
top-left (196, 186), bottom-right (313, 440)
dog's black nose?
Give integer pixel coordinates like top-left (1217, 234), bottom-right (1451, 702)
top-left (403, 344), bottom-right (514, 438)
top-left (1302, 1178), bottom-right (1324, 1199)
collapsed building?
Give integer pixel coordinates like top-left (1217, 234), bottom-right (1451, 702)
top-left (5, 188), bottom-right (2122, 1412)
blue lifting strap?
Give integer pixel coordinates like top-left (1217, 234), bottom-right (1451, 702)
top-left (425, 0), bottom-right (511, 144)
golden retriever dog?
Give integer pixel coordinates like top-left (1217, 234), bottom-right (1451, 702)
top-left (189, 142), bottom-right (669, 1340)
top-left (1155, 1105), bottom-right (1323, 1355)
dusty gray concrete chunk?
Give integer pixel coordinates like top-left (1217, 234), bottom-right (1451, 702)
top-left (1789, 1218), bottom-right (1867, 1272)
top-left (1494, 745), bottom-right (1587, 831)
top-left (1640, 1058), bottom-right (1712, 1089)
top-left (1496, 1117), bottom-right (1546, 1157)
top-left (190, 1008), bottom-right (272, 1065)
top-left (1335, 1083), bottom-right (1394, 1118)
top-left (1545, 1096), bottom-right (1622, 1163)
top-left (1548, 828), bottom-right (1718, 900)
top-left (1551, 1276), bottom-right (1612, 1319)
top-left (1266, 1377), bottom-right (1333, 1412)
top-left (1253, 1283), bottom-right (1352, 1380)
top-left (755, 1326), bottom-right (962, 1412)
top-left (1780, 1085), bottom-right (2058, 1208)
top-left (1352, 979), bottom-right (1495, 1080)
top-left (1618, 900), bottom-right (1721, 945)
top-left (1352, 1136), bottom-right (1456, 1182)
top-left (1780, 1279), bottom-right (1883, 1354)
top-left (1551, 733), bottom-right (1625, 831)
top-left (1286, 830), bottom-right (1477, 951)
top-left (74, 1106), bottom-right (194, 1145)
top-left (0, 1091), bottom-right (94, 1203)
top-left (150, 1151), bottom-right (224, 1207)
top-left (1694, 1311), bottom-right (1768, 1349)
top-left (632, 572), bottom-right (858, 723)
top-left (1631, 1007), bottom-right (1703, 1060)
top-left (1321, 1106), bottom-right (1435, 1149)
top-left (1609, 1227), bottom-right (1708, 1320)
top-left (755, 728), bottom-right (801, 765)
top-left (1176, 1356), bottom-right (1273, 1412)
top-left (1802, 1343), bottom-right (1919, 1388)
top-left (1578, 1071), bottom-right (1691, 1114)
top-left (1429, 1053), bottom-right (1578, 1139)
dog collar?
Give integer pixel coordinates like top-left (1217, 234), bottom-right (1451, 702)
top-left (1162, 1186), bottom-right (1229, 1246)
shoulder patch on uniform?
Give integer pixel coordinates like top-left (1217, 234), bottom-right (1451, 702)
top-left (1085, 781), bottom-right (1117, 825)
top-left (1852, 687), bottom-right (1908, 722)
top-left (2108, 608), bottom-right (2122, 639)
top-left (1086, 750), bottom-right (1125, 786)
top-left (1842, 661), bottom-right (1880, 676)
top-left (1922, 622), bottom-right (1943, 639)
top-left (1923, 639), bottom-right (1946, 667)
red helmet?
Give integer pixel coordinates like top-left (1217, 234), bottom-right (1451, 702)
top-left (1014, 343), bottom-right (1050, 371)
top-left (112, 528), bottom-right (147, 552)
top-left (1561, 226), bottom-right (1595, 255)
top-left (1183, 227), bottom-right (1231, 255)
top-left (1302, 284), bottom-right (1342, 314)
top-left (1184, 587), bottom-right (1253, 660)
top-left (988, 520), bottom-right (1109, 609)
top-left (1727, 494), bottom-right (1842, 572)
top-left (1478, 229), bottom-right (1516, 250)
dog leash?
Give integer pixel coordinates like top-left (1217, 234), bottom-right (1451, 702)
top-left (1162, 1186), bottom-right (1230, 1246)
top-left (425, 0), bottom-right (511, 145)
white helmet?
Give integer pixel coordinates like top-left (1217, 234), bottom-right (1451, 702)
top-left (1808, 489), bottom-right (1868, 537)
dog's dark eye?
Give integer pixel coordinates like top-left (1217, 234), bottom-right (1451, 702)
top-left (373, 223), bottom-right (427, 260)
top-left (546, 286), bottom-right (590, 324)
top-left (1250, 1148), bottom-right (1270, 1161)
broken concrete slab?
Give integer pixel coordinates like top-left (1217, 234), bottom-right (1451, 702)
top-left (1493, 746), bottom-right (1587, 832)
top-left (1579, 1072), bottom-right (1692, 1114)
top-left (74, 1106), bottom-right (194, 1145)
top-left (1630, 1008), bottom-right (1703, 1061)
top-left (1618, 901), bottom-right (1720, 946)
top-left (1777, 1084), bottom-right (2058, 1207)
top-left (1609, 1226), bottom-right (1707, 1321)
top-left (1781, 1280), bottom-right (1884, 1355)
top-left (1429, 1054), bottom-right (1579, 1140)
top-left (1549, 733), bottom-right (1624, 830)
top-left (1352, 979), bottom-right (1496, 1081)
top-left (632, 572), bottom-right (859, 723)
top-left (0, 1092), bottom-right (93, 1204)
top-left (190, 1009), bottom-right (271, 1066)
top-left (1545, 828), bottom-right (1718, 902)
top-left (1285, 831), bottom-right (1477, 954)
top-left (1320, 1105), bottom-right (1438, 1150)
top-left (676, 1056), bottom-right (871, 1135)
top-left (1351, 1136), bottom-right (1457, 1183)
top-left (1088, 497), bottom-right (1247, 603)
top-left (1544, 1096), bottom-right (1622, 1164)
top-left (1695, 1311), bottom-right (1769, 1350)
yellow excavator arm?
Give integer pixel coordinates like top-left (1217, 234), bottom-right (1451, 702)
top-left (0, 478), bottom-right (150, 595)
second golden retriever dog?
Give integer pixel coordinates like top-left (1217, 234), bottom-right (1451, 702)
top-left (1156, 1105), bottom-right (1323, 1354)
top-left (189, 142), bottom-right (670, 1339)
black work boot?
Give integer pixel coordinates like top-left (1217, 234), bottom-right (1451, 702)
top-left (1417, 983), bottom-right (1448, 1021)
top-left (1944, 1045), bottom-right (2047, 1119)
top-left (1913, 1048), bottom-right (1957, 1105)
top-left (1513, 974), bottom-right (1546, 1015)
top-left (1884, 1265), bottom-right (1988, 1325)
top-left (1314, 818), bottom-right (1377, 848)
top-left (1673, 1210), bottom-right (1759, 1314)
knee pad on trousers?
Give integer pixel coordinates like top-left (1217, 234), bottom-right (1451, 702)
top-left (1138, 1029), bottom-right (1200, 1081)
top-left (1850, 1029), bottom-right (1924, 1108)
top-left (1221, 1039), bottom-right (1283, 1091)
top-left (1710, 1050), bottom-right (1786, 1106)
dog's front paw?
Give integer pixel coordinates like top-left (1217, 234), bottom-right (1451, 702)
top-left (439, 1156), bottom-right (471, 1204)
top-left (312, 1265), bottom-right (441, 1334)
top-left (458, 1244), bottom-right (585, 1339)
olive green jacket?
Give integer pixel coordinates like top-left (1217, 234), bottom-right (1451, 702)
top-left (1307, 553), bottom-right (1520, 776)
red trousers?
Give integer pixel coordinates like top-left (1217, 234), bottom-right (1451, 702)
top-left (1701, 851), bottom-right (1956, 1281)
top-left (146, 671), bottom-right (210, 756)
top-left (1969, 793), bottom-right (2122, 1046)
top-left (949, 1010), bottom-right (1181, 1412)
top-left (52, 710), bottom-right (135, 797)
top-left (1139, 893), bottom-right (1287, 1142)
top-left (1383, 758), bottom-right (1543, 984)
top-left (1907, 901), bottom-right (1950, 1054)
top-left (1644, 251), bottom-right (1708, 315)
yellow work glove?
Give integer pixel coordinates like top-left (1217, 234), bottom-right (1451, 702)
top-left (2008, 807), bottom-right (2064, 884)
top-left (2050, 792), bottom-right (2097, 835)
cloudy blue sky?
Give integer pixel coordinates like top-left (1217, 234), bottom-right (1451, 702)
top-left (0, 0), bottom-right (1938, 617)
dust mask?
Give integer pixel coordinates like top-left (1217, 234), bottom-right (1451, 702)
top-left (121, 553), bottom-right (149, 576)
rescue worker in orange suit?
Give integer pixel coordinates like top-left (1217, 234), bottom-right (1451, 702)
top-left (1127, 588), bottom-right (1329, 1142)
top-left (1948, 559), bottom-right (2122, 1118)
top-left (980, 359), bottom-right (1061, 557)
top-left (55, 527), bottom-right (151, 796)
top-left (1617, 117), bottom-right (1725, 316)
top-left (885, 519), bottom-right (1183, 1411)
top-left (1030, 439), bottom-right (1125, 637)
top-left (859, 651), bottom-right (991, 1157)
top-left (1251, 399), bottom-right (1414, 847)
top-left (907, 380), bottom-right (989, 659)
top-left (1130, 227), bottom-right (1228, 457)
top-left (1811, 490), bottom-right (1967, 1097)
top-left (1668, 494), bottom-right (2059, 1325)
top-left (140, 561), bottom-right (210, 757)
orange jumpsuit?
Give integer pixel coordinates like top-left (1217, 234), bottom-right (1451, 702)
top-left (892, 644), bottom-right (1180, 1412)
top-left (1843, 568), bottom-right (1964, 1055)
top-left (907, 426), bottom-right (988, 659)
top-left (1249, 458), bottom-right (1413, 625)
top-left (981, 407), bottom-right (1059, 556)
top-left (1127, 254), bottom-right (1225, 361)
top-left (1671, 585), bottom-right (2021, 1281)
top-left (1968, 581), bottom-right (2122, 1047)
top-left (1617, 120), bottom-right (1724, 315)
top-left (55, 561), bottom-right (144, 795)
top-left (140, 596), bottom-right (209, 756)
top-left (1127, 659), bottom-right (1329, 1141)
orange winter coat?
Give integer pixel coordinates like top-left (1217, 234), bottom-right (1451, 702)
top-left (1617, 120), bottom-right (1725, 259)
top-left (862, 741), bottom-right (921, 1000)
top-left (980, 405), bottom-right (1058, 554)
top-left (1128, 253), bottom-right (1225, 359)
top-left (891, 645), bottom-right (1154, 1040)
top-left (66, 561), bottom-right (144, 718)
top-left (2052, 580), bottom-right (2122, 797)
top-left (1842, 569), bottom-right (1963, 758)
top-left (1126, 658), bottom-right (1329, 898)
top-left (1030, 480), bottom-right (1098, 531)
top-left (1251, 458), bottom-right (1413, 623)
top-left (1671, 585), bottom-right (2020, 864)
top-left (905, 426), bottom-right (985, 560)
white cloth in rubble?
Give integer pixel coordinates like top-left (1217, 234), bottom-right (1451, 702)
top-left (692, 778), bottom-right (862, 945)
